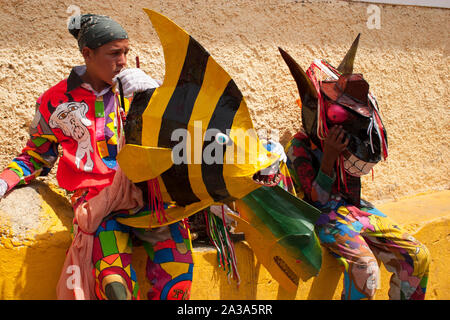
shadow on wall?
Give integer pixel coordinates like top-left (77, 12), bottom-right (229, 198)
top-left (136, 241), bottom-right (345, 300)
top-left (270, 247), bottom-right (344, 300)
top-left (306, 248), bottom-right (342, 300)
top-left (132, 242), bottom-right (262, 300)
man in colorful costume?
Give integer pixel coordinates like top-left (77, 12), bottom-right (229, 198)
top-left (0, 14), bottom-right (193, 300)
top-left (279, 35), bottom-right (430, 300)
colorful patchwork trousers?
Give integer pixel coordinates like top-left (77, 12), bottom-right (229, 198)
top-left (315, 200), bottom-right (430, 300)
top-left (92, 216), bottom-right (194, 300)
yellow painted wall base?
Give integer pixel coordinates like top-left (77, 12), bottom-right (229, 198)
top-left (186, 191), bottom-right (450, 300)
top-left (0, 185), bottom-right (448, 300)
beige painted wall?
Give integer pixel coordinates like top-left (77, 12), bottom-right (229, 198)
top-left (0, 0), bottom-right (448, 204)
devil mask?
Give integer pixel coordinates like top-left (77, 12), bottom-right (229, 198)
top-left (279, 34), bottom-right (388, 178)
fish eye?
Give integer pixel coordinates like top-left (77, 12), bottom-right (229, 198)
top-left (215, 132), bottom-right (231, 145)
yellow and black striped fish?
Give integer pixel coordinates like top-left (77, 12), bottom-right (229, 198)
top-left (116, 9), bottom-right (323, 290)
top-left (116, 9), bottom-right (279, 228)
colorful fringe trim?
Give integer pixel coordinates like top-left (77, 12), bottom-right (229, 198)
top-left (147, 178), bottom-right (169, 225)
top-left (204, 207), bottom-right (240, 286)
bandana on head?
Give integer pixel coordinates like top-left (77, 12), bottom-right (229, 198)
top-left (68, 14), bottom-right (128, 51)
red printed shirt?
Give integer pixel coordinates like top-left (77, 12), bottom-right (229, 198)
top-left (1, 66), bottom-right (129, 200)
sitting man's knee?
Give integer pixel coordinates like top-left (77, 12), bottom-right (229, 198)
top-left (347, 256), bottom-right (380, 299)
top-left (105, 281), bottom-right (129, 300)
top-left (406, 235), bottom-right (431, 276)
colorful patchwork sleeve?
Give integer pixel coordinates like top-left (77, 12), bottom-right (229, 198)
top-left (285, 133), bottom-right (335, 208)
top-left (0, 100), bottom-right (59, 191)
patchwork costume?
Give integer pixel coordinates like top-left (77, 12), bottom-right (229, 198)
top-left (285, 131), bottom-right (429, 300)
top-left (279, 36), bottom-right (430, 300)
top-left (92, 214), bottom-right (192, 300)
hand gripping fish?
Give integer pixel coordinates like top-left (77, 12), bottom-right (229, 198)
top-left (116, 9), bottom-right (322, 292)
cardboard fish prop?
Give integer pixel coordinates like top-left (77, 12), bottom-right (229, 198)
top-left (232, 186), bottom-right (322, 291)
top-left (116, 9), bottom-right (279, 227)
top-left (116, 9), bottom-right (322, 290)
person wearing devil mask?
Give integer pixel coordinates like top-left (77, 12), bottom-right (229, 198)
top-left (279, 35), bottom-right (430, 300)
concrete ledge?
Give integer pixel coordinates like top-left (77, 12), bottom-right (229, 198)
top-left (0, 181), bottom-right (73, 300)
top-left (0, 183), bottom-right (448, 300)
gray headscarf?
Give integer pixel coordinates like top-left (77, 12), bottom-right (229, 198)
top-left (68, 14), bottom-right (128, 51)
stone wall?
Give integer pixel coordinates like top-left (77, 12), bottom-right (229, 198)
top-left (0, 0), bottom-right (448, 203)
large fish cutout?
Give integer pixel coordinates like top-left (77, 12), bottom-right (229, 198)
top-left (116, 9), bottom-right (323, 289)
top-left (116, 9), bottom-right (279, 227)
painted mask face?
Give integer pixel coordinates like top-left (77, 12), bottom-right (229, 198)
top-left (320, 73), bottom-right (387, 176)
top-left (279, 34), bottom-right (388, 177)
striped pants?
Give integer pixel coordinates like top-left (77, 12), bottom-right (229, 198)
top-left (315, 202), bottom-right (430, 300)
top-left (92, 217), bottom-right (194, 300)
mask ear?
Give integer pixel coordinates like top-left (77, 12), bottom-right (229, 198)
top-left (278, 47), bottom-right (319, 143)
top-left (79, 102), bottom-right (92, 127)
top-left (278, 47), bottom-right (317, 104)
top-left (337, 33), bottom-right (360, 74)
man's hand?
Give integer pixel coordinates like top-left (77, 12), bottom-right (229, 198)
top-left (0, 179), bottom-right (8, 199)
top-left (320, 125), bottom-right (350, 177)
top-left (113, 68), bottom-right (160, 97)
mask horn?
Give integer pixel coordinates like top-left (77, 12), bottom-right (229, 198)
top-left (278, 47), bottom-right (317, 102)
top-left (337, 33), bottom-right (361, 74)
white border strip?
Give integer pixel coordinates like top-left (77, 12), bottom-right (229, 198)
top-left (352, 0), bottom-right (450, 8)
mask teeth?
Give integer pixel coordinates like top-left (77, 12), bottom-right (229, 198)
top-left (343, 153), bottom-right (376, 177)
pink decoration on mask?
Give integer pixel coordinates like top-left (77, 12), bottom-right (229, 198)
top-left (327, 103), bottom-right (350, 124)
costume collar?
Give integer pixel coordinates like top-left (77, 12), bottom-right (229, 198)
top-left (67, 66), bottom-right (85, 92)
top-left (67, 65), bottom-right (112, 97)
